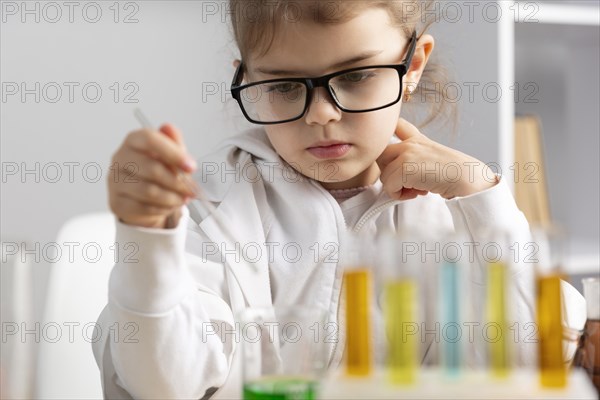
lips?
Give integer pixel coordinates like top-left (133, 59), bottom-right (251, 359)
top-left (307, 141), bottom-right (352, 159)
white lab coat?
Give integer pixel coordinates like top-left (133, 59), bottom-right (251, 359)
top-left (93, 127), bottom-right (585, 399)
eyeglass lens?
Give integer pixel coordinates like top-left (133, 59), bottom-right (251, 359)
top-left (238, 67), bottom-right (402, 123)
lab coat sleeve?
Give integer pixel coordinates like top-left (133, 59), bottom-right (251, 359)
top-left (444, 176), bottom-right (586, 366)
top-left (92, 206), bottom-right (235, 399)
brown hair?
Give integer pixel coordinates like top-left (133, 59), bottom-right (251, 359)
top-left (228, 0), bottom-right (458, 134)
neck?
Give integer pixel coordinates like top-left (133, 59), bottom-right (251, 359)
top-left (320, 162), bottom-right (380, 190)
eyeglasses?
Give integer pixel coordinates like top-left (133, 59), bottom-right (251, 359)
top-left (230, 31), bottom-right (417, 125)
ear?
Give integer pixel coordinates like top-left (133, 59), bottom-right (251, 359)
top-left (404, 34), bottom-right (434, 91)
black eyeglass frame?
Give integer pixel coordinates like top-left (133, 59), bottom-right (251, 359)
top-left (230, 31), bottom-right (418, 125)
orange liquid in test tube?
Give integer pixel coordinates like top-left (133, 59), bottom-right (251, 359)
top-left (537, 274), bottom-right (567, 387)
top-left (344, 268), bottom-right (372, 376)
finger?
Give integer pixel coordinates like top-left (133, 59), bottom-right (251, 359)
top-left (394, 118), bottom-right (422, 141)
top-left (380, 160), bottom-right (424, 195)
top-left (376, 143), bottom-right (404, 173)
top-left (156, 125), bottom-right (200, 196)
top-left (396, 188), bottom-right (422, 201)
top-left (401, 188), bottom-right (429, 199)
top-left (389, 188), bottom-right (428, 201)
top-left (157, 125), bottom-right (200, 195)
top-left (126, 129), bottom-right (196, 173)
top-left (376, 118), bottom-right (422, 171)
top-left (159, 123), bottom-right (187, 151)
top-left (378, 154), bottom-right (409, 186)
top-left (116, 195), bottom-right (174, 219)
top-left (117, 153), bottom-right (197, 198)
top-left (117, 180), bottom-right (188, 208)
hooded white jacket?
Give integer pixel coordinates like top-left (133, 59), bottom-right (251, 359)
top-left (93, 127), bottom-right (585, 399)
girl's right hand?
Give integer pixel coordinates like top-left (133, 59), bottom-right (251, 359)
top-left (108, 124), bottom-right (198, 229)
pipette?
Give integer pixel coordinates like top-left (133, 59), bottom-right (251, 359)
top-left (133, 108), bottom-right (255, 270)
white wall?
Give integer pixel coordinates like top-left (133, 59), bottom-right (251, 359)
top-left (1, 1), bottom-right (505, 320)
top-left (1, 1), bottom-right (257, 318)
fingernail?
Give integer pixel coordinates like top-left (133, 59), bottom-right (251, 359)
top-left (187, 180), bottom-right (200, 197)
top-left (183, 158), bottom-right (197, 171)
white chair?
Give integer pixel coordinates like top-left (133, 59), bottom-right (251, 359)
top-left (1, 238), bottom-right (36, 399)
top-left (35, 212), bottom-right (116, 399)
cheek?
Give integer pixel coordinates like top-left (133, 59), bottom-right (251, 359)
top-left (351, 105), bottom-right (401, 151)
top-left (264, 127), bottom-right (299, 160)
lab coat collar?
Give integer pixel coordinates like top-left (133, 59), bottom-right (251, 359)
top-left (197, 168), bottom-right (273, 309)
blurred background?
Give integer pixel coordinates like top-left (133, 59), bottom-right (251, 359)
top-left (1, 0), bottom-right (599, 398)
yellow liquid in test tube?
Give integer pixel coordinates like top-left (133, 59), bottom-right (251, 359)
top-left (344, 268), bottom-right (372, 376)
top-left (537, 274), bottom-right (567, 387)
top-left (487, 262), bottom-right (510, 377)
top-left (385, 280), bottom-right (418, 384)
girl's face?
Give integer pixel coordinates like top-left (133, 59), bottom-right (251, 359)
top-left (245, 8), bottom-right (426, 189)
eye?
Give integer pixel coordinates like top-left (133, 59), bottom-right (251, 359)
top-left (265, 82), bottom-right (302, 94)
top-left (338, 70), bottom-right (376, 83)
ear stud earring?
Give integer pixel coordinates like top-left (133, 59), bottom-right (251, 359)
top-left (404, 84), bottom-right (416, 102)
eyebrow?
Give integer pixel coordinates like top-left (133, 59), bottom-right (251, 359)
top-left (255, 50), bottom-right (384, 76)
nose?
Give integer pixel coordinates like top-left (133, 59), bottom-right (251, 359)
top-left (304, 86), bottom-right (342, 126)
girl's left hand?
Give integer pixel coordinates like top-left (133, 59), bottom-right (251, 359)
top-left (376, 118), bottom-right (498, 201)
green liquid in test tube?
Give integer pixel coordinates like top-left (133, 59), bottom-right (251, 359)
top-left (487, 261), bottom-right (510, 377)
top-left (243, 377), bottom-right (317, 400)
top-left (385, 280), bottom-right (418, 384)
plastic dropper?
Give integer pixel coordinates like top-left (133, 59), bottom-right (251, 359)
top-left (133, 108), bottom-right (257, 270)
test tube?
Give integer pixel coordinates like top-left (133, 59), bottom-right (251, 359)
top-left (537, 275), bottom-right (565, 387)
top-left (345, 268), bottom-right (372, 376)
top-left (440, 260), bottom-right (461, 377)
top-left (379, 232), bottom-right (420, 385)
top-left (341, 232), bottom-right (373, 377)
top-left (534, 226), bottom-right (567, 388)
top-left (487, 261), bottom-right (510, 377)
top-left (439, 231), bottom-right (475, 377)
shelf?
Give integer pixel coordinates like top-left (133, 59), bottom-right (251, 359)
top-left (516, 2), bottom-right (600, 26)
top-left (512, 17), bottom-right (599, 279)
top-left (565, 254), bottom-right (600, 275)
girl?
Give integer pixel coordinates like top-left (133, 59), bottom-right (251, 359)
top-left (94, 1), bottom-right (583, 398)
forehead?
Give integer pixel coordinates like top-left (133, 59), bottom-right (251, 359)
top-left (247, 8), bottom-right (405, 77)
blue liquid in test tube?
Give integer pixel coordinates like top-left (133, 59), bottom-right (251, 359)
top-left (441, 261), bottom-right (461, 377)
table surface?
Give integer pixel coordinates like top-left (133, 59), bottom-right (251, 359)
top-left (319, 368), bottom-right (598, 399)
